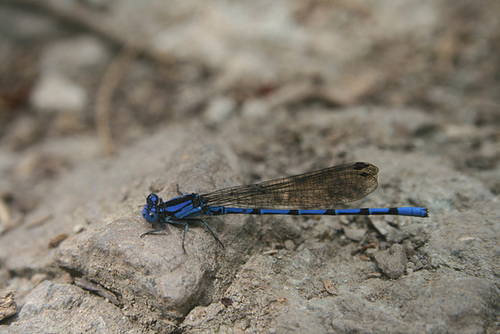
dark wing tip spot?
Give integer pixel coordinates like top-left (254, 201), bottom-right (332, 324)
top-left (353, 162), bottom-right (370, 170)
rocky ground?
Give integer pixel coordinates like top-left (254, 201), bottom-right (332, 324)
top-left (0, 0), bottom-right (499, 333)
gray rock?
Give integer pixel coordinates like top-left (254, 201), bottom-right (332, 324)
top-left (6, 281), bottom-right (138, 333)
top-left (374, 243), bottom-right (408, 279)
top-left (1, 1), bottom-right (499, 333)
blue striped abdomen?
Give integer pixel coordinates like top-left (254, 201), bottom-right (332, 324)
top-left (208, 206), bottom-right (428, 217)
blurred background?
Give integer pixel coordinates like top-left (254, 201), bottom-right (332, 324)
top-left (1, 0), bottom-right (498, 174)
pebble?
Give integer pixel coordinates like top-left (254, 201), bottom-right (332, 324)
top-left (40, 35), bottom-right (110, 74)
top-left (30, 72), bottom-right (87, 114)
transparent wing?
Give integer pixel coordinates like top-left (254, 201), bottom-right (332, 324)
top-left (202, 162), bottom-right (379, 209)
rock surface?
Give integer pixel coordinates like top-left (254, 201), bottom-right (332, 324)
top-left (1, 1), bottom-right (499, 333)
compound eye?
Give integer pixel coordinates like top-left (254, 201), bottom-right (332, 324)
top-left (146, 193), bottom-right (159, 205)
top-left (144, 210), bottom-right (158, 224)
